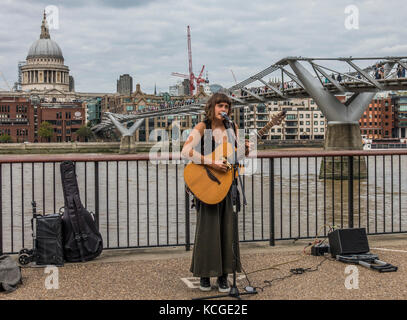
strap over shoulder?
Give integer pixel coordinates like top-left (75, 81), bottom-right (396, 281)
top-left (203, 119), bottom-right (211, 129)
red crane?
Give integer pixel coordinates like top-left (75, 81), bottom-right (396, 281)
top-left (171, 26), bottom-right (206, 95)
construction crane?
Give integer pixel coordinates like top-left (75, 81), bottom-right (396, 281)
top-left (171, 26), bottom-right (207, 95)
top-left (0, 71), bottom-right (12, 91)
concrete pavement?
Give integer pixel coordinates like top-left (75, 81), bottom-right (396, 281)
top-left (1, 234), bottom-right (406, 300)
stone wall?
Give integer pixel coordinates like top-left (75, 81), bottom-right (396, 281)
top-left (0, 142), bottom-right (154, 154)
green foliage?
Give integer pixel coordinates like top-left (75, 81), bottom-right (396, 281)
top-left (76, 125), bottom-right (94, 141)
top-left (38, 121), bottom-right (53, 141)
top-left (0, 134), bottom-right (12, 143)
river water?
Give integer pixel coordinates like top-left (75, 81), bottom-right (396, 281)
top-left (1, 155), bottom-right (406, 253)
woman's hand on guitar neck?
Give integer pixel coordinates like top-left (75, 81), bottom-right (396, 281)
top-left (245, 139), bottom-right (250, 156)
top-left (244, 139), bottom-right (255, 156)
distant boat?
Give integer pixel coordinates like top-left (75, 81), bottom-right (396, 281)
top-left (362, 137), bottom-right (407, 150)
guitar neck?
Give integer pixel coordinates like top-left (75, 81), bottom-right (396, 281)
top-left (256, 121), bottom-right (276, 139)
top-left (232, 111), bottom-right (285, 161)
top-left (255, 111), bottom-right (285, 139)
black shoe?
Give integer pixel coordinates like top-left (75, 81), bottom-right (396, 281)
top-left (199, 277), bottom-right (211, 292)
top-left (217, 274), bottom-right (230, 293)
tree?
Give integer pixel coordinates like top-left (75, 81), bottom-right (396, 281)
top-left (76, 125), bottom-right (94, 142)
top-left (38, 121), bottom-right (53, 142)
top-left (0, 134), bottom-right (12, 143)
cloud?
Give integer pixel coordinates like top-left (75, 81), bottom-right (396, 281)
top-left (0, 0), bottom-right (406, 93)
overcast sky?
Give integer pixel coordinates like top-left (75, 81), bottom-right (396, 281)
top-left (0, 0), bottom-right (406, 94)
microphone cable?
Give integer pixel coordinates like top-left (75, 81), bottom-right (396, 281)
top-left (230, 224), bottom-right (337, 295)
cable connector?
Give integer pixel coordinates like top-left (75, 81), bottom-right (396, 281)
top-left (311, 243), bottom-right (330, 256)
top-left (290, 268), bottom-right (305, 274)
top-left (244, 286), bottom-right (258, 293)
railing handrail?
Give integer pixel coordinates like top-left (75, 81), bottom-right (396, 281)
top-left (1, 149), bottom-right (407, 163)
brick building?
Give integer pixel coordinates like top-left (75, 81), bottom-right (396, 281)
top-left (0, 96), bottom-right (34, 142)
top-left (0, 96), bottom-right (85, 143)
top-left (359, 97), bottom-right (394, 139)
top-left (38, 102), bottom-right (85, 142)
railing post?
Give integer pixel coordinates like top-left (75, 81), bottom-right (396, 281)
top-left (0, 163), bottom-right (2, 255)
top-left (269, 158), bottom-right (275, 246)
top-left (94, 161), bottom-right (100, 230)
top-left (185, 190), bottom-right (191, 251)
top-left (348, 156), bottom-right (354, 228)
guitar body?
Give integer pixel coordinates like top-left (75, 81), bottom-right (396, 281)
top-left (184, 163), bottom-right (234, 205)
top-left (184, 141), bottom-right (238, 205)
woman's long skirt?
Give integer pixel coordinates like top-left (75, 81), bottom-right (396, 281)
top-left (190, 190), bottom-right (242, 277)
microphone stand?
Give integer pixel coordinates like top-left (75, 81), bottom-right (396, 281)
top-left (193, 118), bottom-right (257, 300)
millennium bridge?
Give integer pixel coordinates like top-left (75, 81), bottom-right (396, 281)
top-left (92, 56), bottom-right (407, 148)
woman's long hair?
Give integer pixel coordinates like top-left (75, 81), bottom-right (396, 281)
top-left (204, 93), bottom-right (232, 121)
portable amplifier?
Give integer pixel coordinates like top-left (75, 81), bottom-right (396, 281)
top-left (328, 228), bottom-right (369, 257)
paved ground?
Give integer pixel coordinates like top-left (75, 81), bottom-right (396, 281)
top-left (1, 234), bottom-right (406, 300)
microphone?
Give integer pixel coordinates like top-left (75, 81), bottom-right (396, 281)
top-left (220, 112), bottom-right (231, 122)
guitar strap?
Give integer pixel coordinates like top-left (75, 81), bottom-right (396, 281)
top-left (66, 195), bottom-right (85, 261)
top-left (229, 121), bottom-right (247, 213)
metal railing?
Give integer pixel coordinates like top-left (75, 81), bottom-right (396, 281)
top-left (0, 150), bottom-right (406, 254)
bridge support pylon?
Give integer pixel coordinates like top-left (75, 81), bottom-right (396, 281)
top-left (287, 59), bottom-right (375, 179)
top-left (120, 135), bottom-right (136, 154)
top-left (105, 113), bottom-right (144, 154)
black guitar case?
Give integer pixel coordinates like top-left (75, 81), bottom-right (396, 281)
top-left (60, 161), bottom-right (103, 262)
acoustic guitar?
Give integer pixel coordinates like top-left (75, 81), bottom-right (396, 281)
top-left (184, 111), bottom-right (286, 204)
